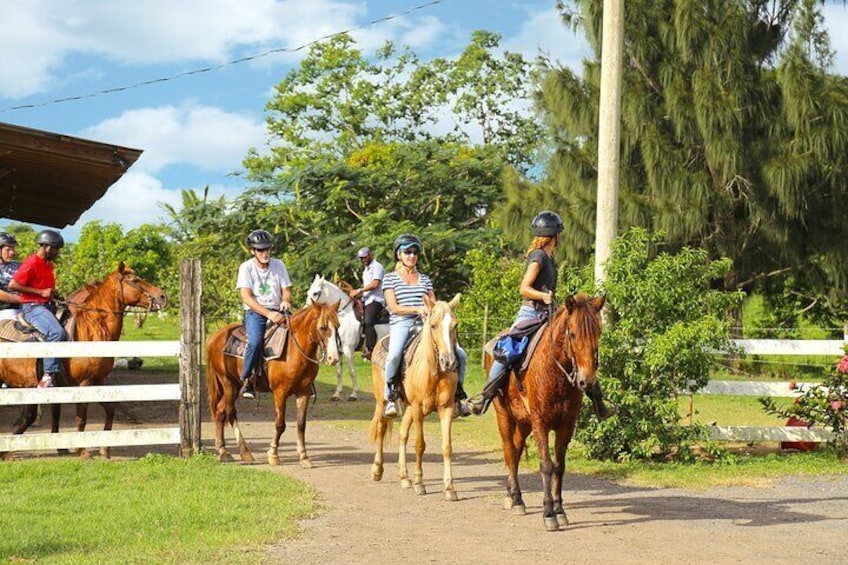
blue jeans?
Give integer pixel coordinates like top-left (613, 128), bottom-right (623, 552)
top-left (239, 310), bottom-right (267, 381)
top-left (486, 305), bottom-right (539, 384)
top-left (383, 317), bottom-right (468, 398)
top-left (22, 303), bottom-right (67, 375)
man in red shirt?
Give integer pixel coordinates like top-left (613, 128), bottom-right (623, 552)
top-left (10, 229), bottom-right (67, 388)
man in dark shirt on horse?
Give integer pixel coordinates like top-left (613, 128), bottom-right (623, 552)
top-left (9, 229), bottom-right (67, 388)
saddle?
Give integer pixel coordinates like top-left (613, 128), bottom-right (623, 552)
top-left (484, 314), bottom-right (549, 379)
top-left (0, 318), bottom-right (44, 343)
top-left (370, 324), bottom-right (423, 395)
top-left (223, 322), bottom-right (289, 362)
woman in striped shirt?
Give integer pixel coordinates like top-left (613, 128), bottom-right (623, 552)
top-left (381, 233), bottom-right (469, 419)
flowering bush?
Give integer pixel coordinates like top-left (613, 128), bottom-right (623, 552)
top-left (760, 346), bottom-right (848, 457)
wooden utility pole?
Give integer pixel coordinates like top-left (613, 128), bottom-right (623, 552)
top-left (594, 0), bottom-right (625, 288)
top-left (179, 259), bottom-right (202, 457)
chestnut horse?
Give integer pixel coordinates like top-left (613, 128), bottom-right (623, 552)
top-left (0, 262), bottom-right (167, 456)
top-left (369, 294), bottom-right (461, 501)
top-left (486, 293), bottom-right (604, 531)
top-left (206, 301), bottom-right (340, 466)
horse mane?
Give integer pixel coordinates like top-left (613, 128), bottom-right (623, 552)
top-left (66, 270), bottom-right (129, 341)
top-left (407, 301), bottom-right (450, 383)
top-left (548, 293), bottom-right (602, 360)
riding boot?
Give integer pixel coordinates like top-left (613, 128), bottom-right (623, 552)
top-left (585, 380), bottom-right (616, 421)
top-left (454, 383), bottom-right (471, 417)
top-left (468, 369), bottom-right (510, 415)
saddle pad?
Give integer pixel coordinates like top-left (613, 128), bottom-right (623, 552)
top-left (223, 324), bottom-right (288, 361)
top-left (372, 332), bottom-right (423, 372)
top-left (0, 319), bottom-right (44, 343)
top-left (484, 321), bottom-right (549, 374)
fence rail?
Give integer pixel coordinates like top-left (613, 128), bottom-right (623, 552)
top-left (692, 338), bottom-right (844, 444)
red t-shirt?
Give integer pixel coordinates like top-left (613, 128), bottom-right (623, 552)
top-left (12, 254), bottom-right (55, 304)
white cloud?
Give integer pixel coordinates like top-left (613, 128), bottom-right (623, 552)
top-left (0, 0), bottom-right (445, 99)
top-left (503, 7), bottom-right (590, 70)
top-left (80, 103), bottom-right (267, 174)
top-left (64, 171), bottom-right (244, 240)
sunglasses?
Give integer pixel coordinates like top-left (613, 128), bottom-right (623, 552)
top-left (400, 248), bottom-right (420, 256)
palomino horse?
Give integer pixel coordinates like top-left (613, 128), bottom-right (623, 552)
top-left (0, 262), bottom-right (167, 457)
top-left (306, 275), bottom-right (388, 401)
top-left (369, 294), bottom-right (461, 501)
top-left (486, 293), bottom-right (604, 531)
top-left (206, 301), bottom-right (340, 466)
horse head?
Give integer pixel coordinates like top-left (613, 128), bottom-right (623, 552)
top-left (309, 300), bottom-right (341, 365)
top-left (306, 274), bottom-right (327, 305)
top-left (423, 293), bottom-right (461, 373)
top-left (113, 261), bottom-right (168, 311)
top-left (307, 275), bottom-right (352, 313)
top-left (556, 293), bottom-right (605, 391)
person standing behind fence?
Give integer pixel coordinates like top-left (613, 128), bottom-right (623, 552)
top-left (236, 229), bottom-right (292, 400)
top-left (9, 229), bottom-right (67, 388)
top-left (348, 246), bottom-right (386, 361)
top-left (0, 232), bottom-right (22, 322)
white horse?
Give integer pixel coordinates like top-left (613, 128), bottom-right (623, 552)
top-left (307, 275), bottom-right (389, 401)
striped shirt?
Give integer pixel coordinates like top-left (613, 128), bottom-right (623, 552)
top-left (383, 271), bottom-right (433, 323)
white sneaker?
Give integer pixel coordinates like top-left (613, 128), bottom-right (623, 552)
top-left (38, 375), bottom-right (54, 388)
top-left (383, 400), bottom-right (399, 419)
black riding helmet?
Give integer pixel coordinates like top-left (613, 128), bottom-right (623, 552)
top-left (392, 233), bottom-right (423, 259)
top-left (36, 229), bottom-right (64, 249)
top-left (247, 229), bottom-right (274, 250)
top-left (530, 211), bottom-right (564, 237)
top-left (0, 232), bottom-right (17, 248)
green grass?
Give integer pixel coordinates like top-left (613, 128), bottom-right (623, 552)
top-left (0, 454), bottom-right (317, 564)
top-left (119, 314), bottom-right (181, 372)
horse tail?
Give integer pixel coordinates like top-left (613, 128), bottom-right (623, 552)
top-left (205, 343), bottom-right (224, 418)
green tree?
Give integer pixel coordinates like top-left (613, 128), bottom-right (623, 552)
top-left (501, 0), bottom-right (848, 314)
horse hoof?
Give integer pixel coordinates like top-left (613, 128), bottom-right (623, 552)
top-left (512, 504), bottom-right (526, 516)
top-left (330, 394), bottom-right (340, 402)
top-left (218, 452), bottom-right (234, 462)
top-left (557, 513), bottom-right (570, 528)
top-left (544, 516), bottom-right (560, 532)
top-left (413, 484), bottom-right (426, 496)
top-left (401, 478), bottom-right (412, 489)
top-left (267, 455), bottom-right (280, 466)
top-left (371, 466), bottom-right (383, 482)
top-left (299, 458), bottom-right (313, 469)
top-left (57, 448), bottom-right (71, 456)
top-left (347, 393), bottom-right (357, 401)
top-left (444, 490), bottom-right (458, 502)
top-left (78, 448), bottom-right (92, 459)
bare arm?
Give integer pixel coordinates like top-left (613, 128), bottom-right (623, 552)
top-left (9, 279), bottom-right (52, 299)
top-left (0, 289), bottom-right (21, 304)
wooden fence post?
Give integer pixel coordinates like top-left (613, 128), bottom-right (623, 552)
top-left (179, 259), bottom-right (202, 457)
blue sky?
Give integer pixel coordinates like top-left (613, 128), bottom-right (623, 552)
top-left (1, 1), bottom-right (847, 241)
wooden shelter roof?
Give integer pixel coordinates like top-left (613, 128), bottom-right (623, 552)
top-left (0, 122), bottom-right (142, 228)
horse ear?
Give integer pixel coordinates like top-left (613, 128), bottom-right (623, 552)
top-left (448, 293), bottom-right (461, 310)
top-left (593, 295), bottom-right (606, 312)
top-left (118, 261), bottom-right (126, 273)
top-left (565, 295), bottom-right (576, 313)
top-left (330, 299), bottom-right (341, 311)
top-left (423, 295), bottom-right (434, 309)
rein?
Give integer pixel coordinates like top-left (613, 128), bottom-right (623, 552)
top-left (285, 310), bottom-right (335, 366)
top-left (548, 304), bottom-right (579, 388)
top-left (55, 274), bottom-right (157, 318)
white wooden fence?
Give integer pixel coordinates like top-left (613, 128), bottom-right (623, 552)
top-left (694, 338), bottom-right (843, 443)
top-left (0, 259), bottom-right (203, 456)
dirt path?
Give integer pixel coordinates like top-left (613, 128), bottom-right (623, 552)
top-left (3, 372), bottom-right (845, 565)
top-left (216, 413), bottom-right (846, 565)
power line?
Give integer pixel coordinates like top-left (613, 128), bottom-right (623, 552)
top-left (1, 0), bottom-right (443, 113)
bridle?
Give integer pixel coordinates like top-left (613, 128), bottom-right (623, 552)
top-left (309, 280), bottom-right (354, 313)
top-left (286, 308), bottom-right (340, 366)
top-left (421, 307), bottom-right (458, 373)
top-left (55, 272), bottom-right (160, 319)
top-left (548, 304), bottom-right (580, 388)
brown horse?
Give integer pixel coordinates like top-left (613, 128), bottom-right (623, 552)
top-left (486, 293), bottom-right (604, 531)
top-left (369, 294), bottom-right (462, 501)
top-left (0, 262), bottom-right (167, 456)
top-left (206, 301), bottom-right (340, 466)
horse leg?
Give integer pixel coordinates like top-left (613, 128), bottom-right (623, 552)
top-left (99, 401), bottom-right (115, 459)
top-left (331, 361), bottom-right (343, 401)
top-left (552, 428), bottom-right (571, 528)
top-left (346, 349), bottom-right (358, 401)
top-left (439, 405), bottom-right (457, 501)
top-left (397, 404), bottom-right (414, 489)
top-left (497, 410), bottom-right (528, 514)
top-left (212, 395), bottom-right (233, 462)
top-left (75, 403), bottom-right (93, 459)
top-left (11, 404), bottom-right (38, 435)
top-left (412, 405), bottom-right (427, 496)
top-left (294, 393), bottom-right (313, 468)
top-left (267, 390), bottom-right (287, 466)
top-left (532, 427), bottom-right (559, 532)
